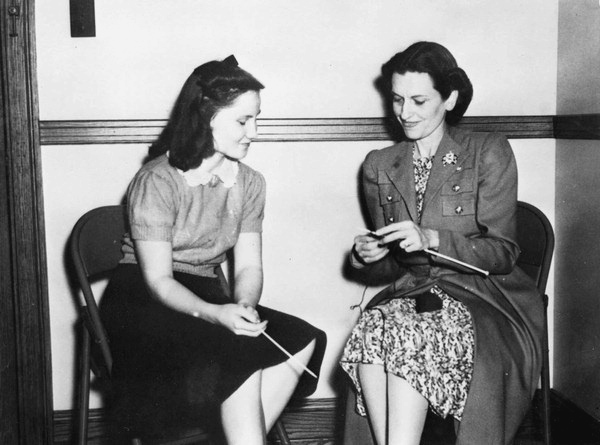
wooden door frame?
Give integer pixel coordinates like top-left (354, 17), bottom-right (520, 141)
top-left (0, 0), bottom-right (53, 443)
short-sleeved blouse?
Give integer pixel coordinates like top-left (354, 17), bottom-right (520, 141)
top-left (120, 154), bottom-right (266, 277)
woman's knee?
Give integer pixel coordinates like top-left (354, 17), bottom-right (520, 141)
top-left (293, 338), bottom-right (316, 364)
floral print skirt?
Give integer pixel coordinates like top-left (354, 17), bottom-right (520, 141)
top-left (340, 286), bottom-right (474, 420)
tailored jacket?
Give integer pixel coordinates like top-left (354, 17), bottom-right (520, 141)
top-left (344, 126), bottom-right (544, 445)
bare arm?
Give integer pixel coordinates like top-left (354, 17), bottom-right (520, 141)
top-left (135, 239), bottom-right (267, 336)
top-left (232, 232), bottom-right (263, 308)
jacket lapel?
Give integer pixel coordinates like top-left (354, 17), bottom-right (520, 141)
top-left (384, 141), bottom-right (418, 221)
top-left (423, 131), bottom-right (468, 210)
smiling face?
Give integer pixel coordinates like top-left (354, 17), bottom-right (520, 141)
top-left (210, 90), bottom-right (261, 161)
top-left (391, 71), bottom-right (457, 142)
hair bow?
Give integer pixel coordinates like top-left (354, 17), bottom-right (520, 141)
top-left (222, 55), bottom-right (238, 67)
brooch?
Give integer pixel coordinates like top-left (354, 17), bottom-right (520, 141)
top-left (442, 151), bottom-right (458, 166)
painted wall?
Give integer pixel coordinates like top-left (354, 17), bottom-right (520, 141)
top-left (36, 0), bottom-right (558, 410)
top-left (555, 0), bottom-right (600, 420)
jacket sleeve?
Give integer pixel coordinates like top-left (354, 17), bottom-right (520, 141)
top-left (349, 150), bottom-right (406, 282)
top-left (435, 133), bottom-right (520, 274)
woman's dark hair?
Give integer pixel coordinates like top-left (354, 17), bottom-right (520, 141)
top-left (148, 55), bottom-right (264, 171)
top-left (381, 42), bottom-right (473, 125)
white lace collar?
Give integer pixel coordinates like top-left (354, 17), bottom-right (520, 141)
top-left (176, 157), bottom-right (239, 188)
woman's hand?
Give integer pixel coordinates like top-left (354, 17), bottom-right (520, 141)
top-left (352, 234), bottom-right (390, 265)
top-left (216, 302), bottom-right (268, 337)
top-left (376, 221), bottom-right (439, 252)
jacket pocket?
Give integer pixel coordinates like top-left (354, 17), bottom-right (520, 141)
top-left (442, 196), bottom-right (475, 216)
top-left (441, 173), bottom-right (474, 195)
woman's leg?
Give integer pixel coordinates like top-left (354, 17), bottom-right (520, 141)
top-left (221, 370), bottom-right (266, 445)
top-left (221, 339), bottom-right (316, 443)
top-left (261, 339), bottom-right (316, 431)
top-left (358, 363), bottom-right (388, 445)
top-left (387, 374), bottom-right (428, 445)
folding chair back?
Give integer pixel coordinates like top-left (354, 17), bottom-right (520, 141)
top-left (70, 205), bottom-right (127, 444)
top-left (516, 201), bottom-right (555, 445)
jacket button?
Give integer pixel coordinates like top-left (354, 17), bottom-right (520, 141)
top-left (452, 185), bottom-right (461, 192)
top-left (388, 217), bottom-right (395, 222)
top-left (386, 195), bottom-right (393, 201)
top-left (455, 206), bottom-right (463, 214)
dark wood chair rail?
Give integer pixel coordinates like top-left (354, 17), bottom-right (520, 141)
top-left (39, 114), bottom-right (599, 145)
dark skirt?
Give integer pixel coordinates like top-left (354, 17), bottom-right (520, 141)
top-left (99, 263), bottom-right (326, 438)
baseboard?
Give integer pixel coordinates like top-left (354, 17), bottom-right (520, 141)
top-left (54, 391), bottom-right (600, 444)
top-left (54, 408), bottom-right (113, 444)
top-left (53, 397), bottom-right (342, 444)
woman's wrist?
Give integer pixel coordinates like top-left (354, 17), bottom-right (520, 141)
top-left (190, 301), bottom-right (221, 324)
top-left (423, 229), bottom-right (440, 250)
top-left (350, 244), bottom-right (368, 268)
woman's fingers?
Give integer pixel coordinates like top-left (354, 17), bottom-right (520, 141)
top-left (239, 303), bottom-right (261, 323)
top-left (354, 235), bottom-right (390, 263)
top-left (234, 304), bottom-right (268, 336)
top-left (366, 248), bottom-right (389, 262)
top-left (399, 237), bottom-right (422, 252)
top-left (235, 319), bottom-right (268, 337)
top-left (353, 220), bottom-right (428, 262)
top-left (379, 221), bottom-right (418, 241)
top-left (354, 234), bottom-right (374, 245)
top-left (373, 221), bottom-right (428, 251)
top-left (218, 304), bottom-right (266, 335)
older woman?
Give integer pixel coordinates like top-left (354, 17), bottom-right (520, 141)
top-left (340, 42), bottom-right (543, 445)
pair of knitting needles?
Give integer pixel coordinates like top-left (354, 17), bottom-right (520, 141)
top-left (358, 228), bottom-right (489, 276)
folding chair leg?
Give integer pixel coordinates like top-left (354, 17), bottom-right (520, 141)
top-left (274, 418), bottom-right (291, 445)
top-left (541, 373), bottom-right (551, 445)
top-left (541, 302), bottom-right (552, 445)
top-left (77, 327), bottom-right (92, 445)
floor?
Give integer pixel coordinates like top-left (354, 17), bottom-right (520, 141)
top-left (75, 392), bottom-right (600, 444)
top-left (417, 395), bottom-right (600, 445)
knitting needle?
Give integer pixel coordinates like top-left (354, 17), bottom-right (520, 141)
top-left (423, 249), bottom-right (489, 276)
top-left (357, 228), bottom-right (489, 276)
top-left (261, 330), bottom-right (318, 379)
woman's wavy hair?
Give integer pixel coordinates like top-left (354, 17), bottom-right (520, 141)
top-left (381, 42), bottom-right (473, 125)
top-left (148, 55), bottom-right (264, 171)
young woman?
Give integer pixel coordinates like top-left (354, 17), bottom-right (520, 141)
top-left (100, 56), bottom-right (326, 445)
top-left (341, 42), bottom-right (543, 445)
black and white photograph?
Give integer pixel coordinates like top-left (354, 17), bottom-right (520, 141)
top-left (1, 1), bottom-right (599, 444)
